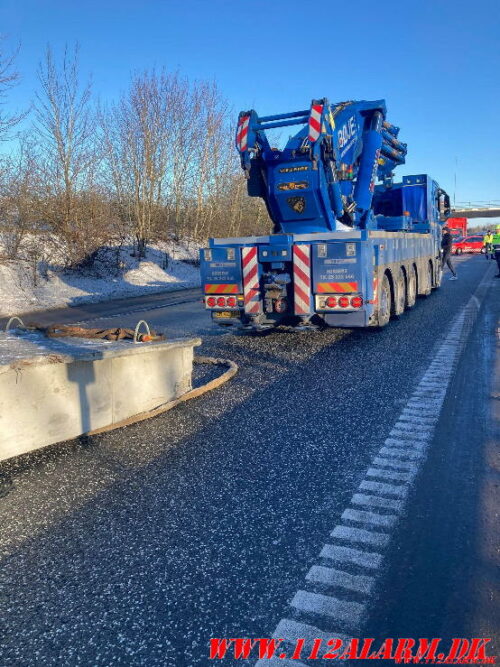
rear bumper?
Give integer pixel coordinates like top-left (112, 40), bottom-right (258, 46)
top-left (323, 310), bottom-right (369, 328)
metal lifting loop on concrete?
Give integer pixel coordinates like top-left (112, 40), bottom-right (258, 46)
top-left (133, 319), bottom-right (151, 343)
top-left (5, 316), bottom-right (26, 333)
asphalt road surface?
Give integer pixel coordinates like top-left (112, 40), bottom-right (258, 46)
top-left (1, 254), bottom-right (498, 666)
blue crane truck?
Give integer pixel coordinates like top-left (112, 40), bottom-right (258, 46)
top-left (200, 99), bottom-right (450, 330)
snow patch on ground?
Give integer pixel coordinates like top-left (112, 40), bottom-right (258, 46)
top-left (0, 240), bottom-right (201, 317)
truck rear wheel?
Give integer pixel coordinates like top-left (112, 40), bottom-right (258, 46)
top-left (434, 262), bottom-right (443, 289)
top-left (407, 266), bottom-right (417, 308)
top-left (422, 261), bottom-right (433, 297)
top-left (394, 268), bottom-right (406, 316)
top-left (377, 274), bottom-right (392, 327)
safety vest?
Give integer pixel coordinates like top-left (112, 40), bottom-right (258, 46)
top-left (484, 234), bottom-right (493, 245)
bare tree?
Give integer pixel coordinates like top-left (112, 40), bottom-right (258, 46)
top-left (164, 76), bottom-right (198, 241)
top-left (0, 37), bottom-right (27, 141)
top-left (101, 69), bottom-right (182, 257)
top-left (33, 44), bottom-right (104, 264)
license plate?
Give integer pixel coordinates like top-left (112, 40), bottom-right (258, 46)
top-left (213, 310), bottom-right (238, 319)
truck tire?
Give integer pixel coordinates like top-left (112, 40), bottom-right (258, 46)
top-left (377, 274), bottom-right (392, 327)
top-left (422, 261), bottom-right (433, 297)
top-left (434, 262), bottom-right (443, 289)
top-left (394, 268), bottom-right (406, 316)
top-left (407, 265), bottom-right (417, 308)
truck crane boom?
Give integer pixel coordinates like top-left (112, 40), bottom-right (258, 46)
top-left (236, 99), bottom-right (407, 232)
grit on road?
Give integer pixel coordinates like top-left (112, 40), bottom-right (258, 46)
top-left (0, 254), bottom-right (498, 666)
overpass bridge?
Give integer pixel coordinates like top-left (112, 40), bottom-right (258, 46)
top-left (451, 201), bottom-right (500, 218)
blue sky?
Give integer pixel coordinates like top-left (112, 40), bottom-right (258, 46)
top-left (1, 0), bottom-right (499, 226)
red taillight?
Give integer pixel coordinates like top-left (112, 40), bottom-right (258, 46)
top-left (226, 296), bottom-right (237, 307)
top-left (207, 296), bottom-right (216, 307)
top-left (339, 296), bottom-right (350, 308)
top-left (217, 297), bottom-right (226, 307)
top-left (351, 296), bottom-right (363, 308)
top-left (326, 296), bottom-right (337, 308)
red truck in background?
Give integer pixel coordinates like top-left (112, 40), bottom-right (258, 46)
top-left (447, 217), bottom-right (468, 239)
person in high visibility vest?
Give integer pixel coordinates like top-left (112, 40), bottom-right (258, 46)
top-left (493, 225), bottom-right (500, 277)
top-left (483, 231), bottom-right (494, 260)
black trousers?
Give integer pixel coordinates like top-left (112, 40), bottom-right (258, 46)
top-left (495, 249), bottom-right (500, 274)
top-left (442, 251), bottom-right (456, 277)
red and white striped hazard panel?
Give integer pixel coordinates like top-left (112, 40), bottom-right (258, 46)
top-left (293, 244), bottom-right (312, 316)
top-left (368, 275), bottom-right (379, 304)
top-left (242, 246), bottom-right (262, 315)
top-left (236, 115), bottom-right (250, 152)
top-left (308, 104), bottom-right (323, 143)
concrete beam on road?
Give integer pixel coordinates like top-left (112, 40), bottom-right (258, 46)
top-left (0, 331), bottom-right (201, 462)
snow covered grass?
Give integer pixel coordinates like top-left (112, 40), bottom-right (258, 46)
top-left (0, 239), bottom-right (201, 317)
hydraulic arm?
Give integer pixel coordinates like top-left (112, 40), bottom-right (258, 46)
top-left (236, 99), bottom-right (408, 232)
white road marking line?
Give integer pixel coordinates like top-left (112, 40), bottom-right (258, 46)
top-left (366, 467), bottom-right (415, 482)
top-left (320, 544), bottom-right (384, 569)
top-left (351, 492), bottom-right (403, 511)
top-left (413, 388), bottom-right (447, 396)
top-left (290, 590), bottom-right (365, 625)
top-left (417, 382), bottom-right (444, 388)
top-left (382, 442), bottom-right (427, 454)
top-left (390, 422), bottom-right (434, 434)
top-left (384, 438), bottom-right (428, 449)
top-left (255, 265), bottom-right (494, 666)
top-left (400, 407), bottom-right (439, 418)
top-left (378, 447), bottom-right (424, 460)
top-left (359, 480), bottom-right (408, 498)
top-left (412, 392), bottom-right (446, 401)
top-left (330, 525), bottom-right (390, 548)
top-left (421, 369), bottom-right (449, 374)
top-left (389, 420), bottom-right (433, 432)
top-left (398, 413), bottom-right (437, 425)
top-left (306, 565), bottom-right (376, 595)
top-left (388, 428), bottom-right (432, 439)
top-left (272, 617), bottom-right (350, 647)
top-left (386, 435), bottom-right (431, 446)
top-left (341, 507), bottom-right (399, 529)
top-left (372, 457), bottom-right (418, 472)
top-left (407, 398), bottom-right (443, 408)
